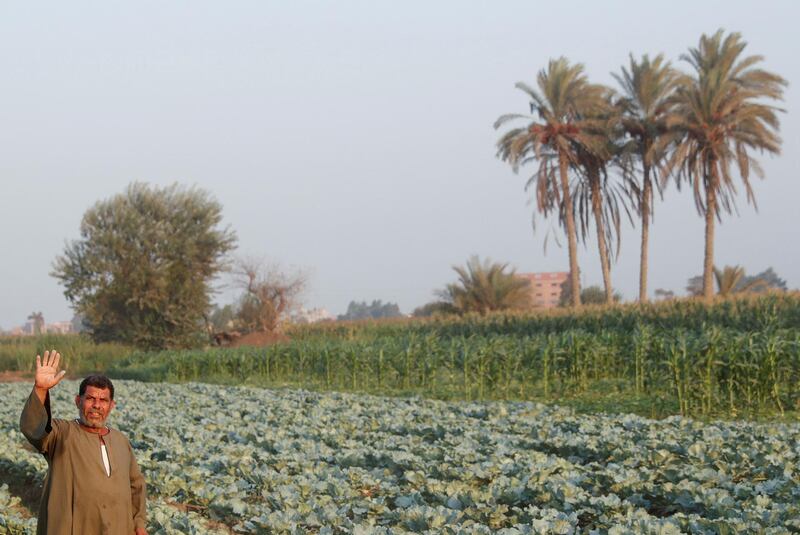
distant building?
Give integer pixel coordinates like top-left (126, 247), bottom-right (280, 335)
top-left (46, 321), bottom-right (73, 334)
top-left (7, 320), bottom-right (74, 336)
top-left (516, 272), bottom-right (569, 308)
top-left (291, 307), bottom-right (335, 324)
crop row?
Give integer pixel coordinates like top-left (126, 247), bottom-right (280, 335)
top-left (111, 326), bottom-right (800, 417)
top-left (288, 294), bottom-right (800, 341)
top-left (0, 333), bottom-right (131, 374)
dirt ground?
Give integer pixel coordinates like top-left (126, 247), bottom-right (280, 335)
top-left (0, 370), bottom-right (31, 382)
top-left (230, 331), bottom-right (289, 347)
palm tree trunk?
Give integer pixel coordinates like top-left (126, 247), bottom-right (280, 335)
top-left (702, 161), bottom-right (718, 301)
top-left (590, 169), bottom-right (613, 304)
top-left (638, 166), bottom-right (652, 302)
top-left (559, 151), bottom-right (581, 307)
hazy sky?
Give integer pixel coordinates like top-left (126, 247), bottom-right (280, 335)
top-left (1, 1), bottom-right (798, 328)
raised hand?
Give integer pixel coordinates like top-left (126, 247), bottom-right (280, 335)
top-left (35, 350), bottom-right (67, 391)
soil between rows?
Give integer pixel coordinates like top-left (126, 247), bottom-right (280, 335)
top-left (0, 371), bottom-right (32, 383)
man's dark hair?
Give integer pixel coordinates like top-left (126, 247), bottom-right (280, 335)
top-left (78, 375), bottom-right (115, 400)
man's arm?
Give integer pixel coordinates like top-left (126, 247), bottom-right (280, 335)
top-left (19, 350), bottom-right (66, 454)
top-left (129, 441), bottom-right (148, 534)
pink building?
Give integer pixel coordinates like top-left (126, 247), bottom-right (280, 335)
top-left (516, 272), bottom-right (569, 308)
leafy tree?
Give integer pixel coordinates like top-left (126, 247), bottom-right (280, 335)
top-left (654, 288), bottom-right (675, 300)
top-left (743, 267), bottom-right (787, 292)
top-left (579, 285), bottom-right (622, 305)
top-left (559, 280), bottom-right (621, 306)
top-left (412, 301), bottom-right (457, 318)
top-left (666, 30), bottom-right (786, 300)
top-left (208, 304), bottom-right (237, 332)
top-left (437, 256), bottom-right (531, 314)
top-left (338, 300), bottom-right (402, 321)
top-left (27, 312), bottom-right (44, 335)
top-left (52, 183), bottom-right (237, 349)
top-left (686, 275), bottom-right (704, 297)
top-left (495, 58), bottom-right (609, 307)
top-left (613, 54), bottom-right (681, 302)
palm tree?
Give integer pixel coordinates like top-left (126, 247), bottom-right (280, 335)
top-left (666, 30), bottom-right (786, 301)
top-left (613, 54), bottom-right (682, 302)
top-left (571, 92), bottom-right (633, 304)
top-left (713, 265), bottom-right (767, 296)
top-left (27, 311), bottom-right (45, 335)
top-left (438, 256), bottom-right (531, 314)
top-left (495, 58), bottom-right (608, 307)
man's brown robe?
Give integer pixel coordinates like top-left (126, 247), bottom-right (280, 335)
top-left (19, 391), bottom-right (147, 535)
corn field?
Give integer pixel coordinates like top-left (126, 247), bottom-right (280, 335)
top-left (0, 333), bottom-right (132, 372)
top-left (106, 294), bottom-right (800, 418)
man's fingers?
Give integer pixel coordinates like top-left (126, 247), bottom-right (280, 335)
top-left (42, 349), bottom-right (58, 368)
top-left (37, 350), bottom-right (62, 369)
top-left (55, 370), bottom-right (67, 384)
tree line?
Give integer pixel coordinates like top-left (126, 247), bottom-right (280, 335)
top-left (495, 29), bottom-right (787, 306)
top-left (49, 29), bottom-right (787, 349)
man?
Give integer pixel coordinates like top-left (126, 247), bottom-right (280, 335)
top-left (19, 350), bottom-right (147, 535)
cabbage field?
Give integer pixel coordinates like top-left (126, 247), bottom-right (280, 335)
top-left (1, 380), bottom-right (799, 534)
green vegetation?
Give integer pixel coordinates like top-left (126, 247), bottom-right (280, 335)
top-left (686, 265), bottom-right (786, 297)
top-left (52, 182), bottom-right (237, 349)
top-left (614, 53), bottom-right (682, 303)
top-left (321, 292), bottom-right (799, 340)
top-left (3, 380), bottom-right (799, 533)
top-left (4, 295), bottom-right (797, 420)
top-left (558, 282), bottom-right (622, 307)
top-left (495, 58), bottom-right (602, 306)
top-left (103, 294), bottom-right (799, 419)
top-left (436, 255), bottom-right (531, 315)
top-left (495, 30), bottom-right (786, 306)
top-left (0, 334), bottom-right (133, 375)
top-left (338, 300), bottom-right (402, 321)
top-left (667, 31), bottom-right (786, 300)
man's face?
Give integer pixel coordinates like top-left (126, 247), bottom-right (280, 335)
top-left (75, 385), bottom-right (115, 428)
